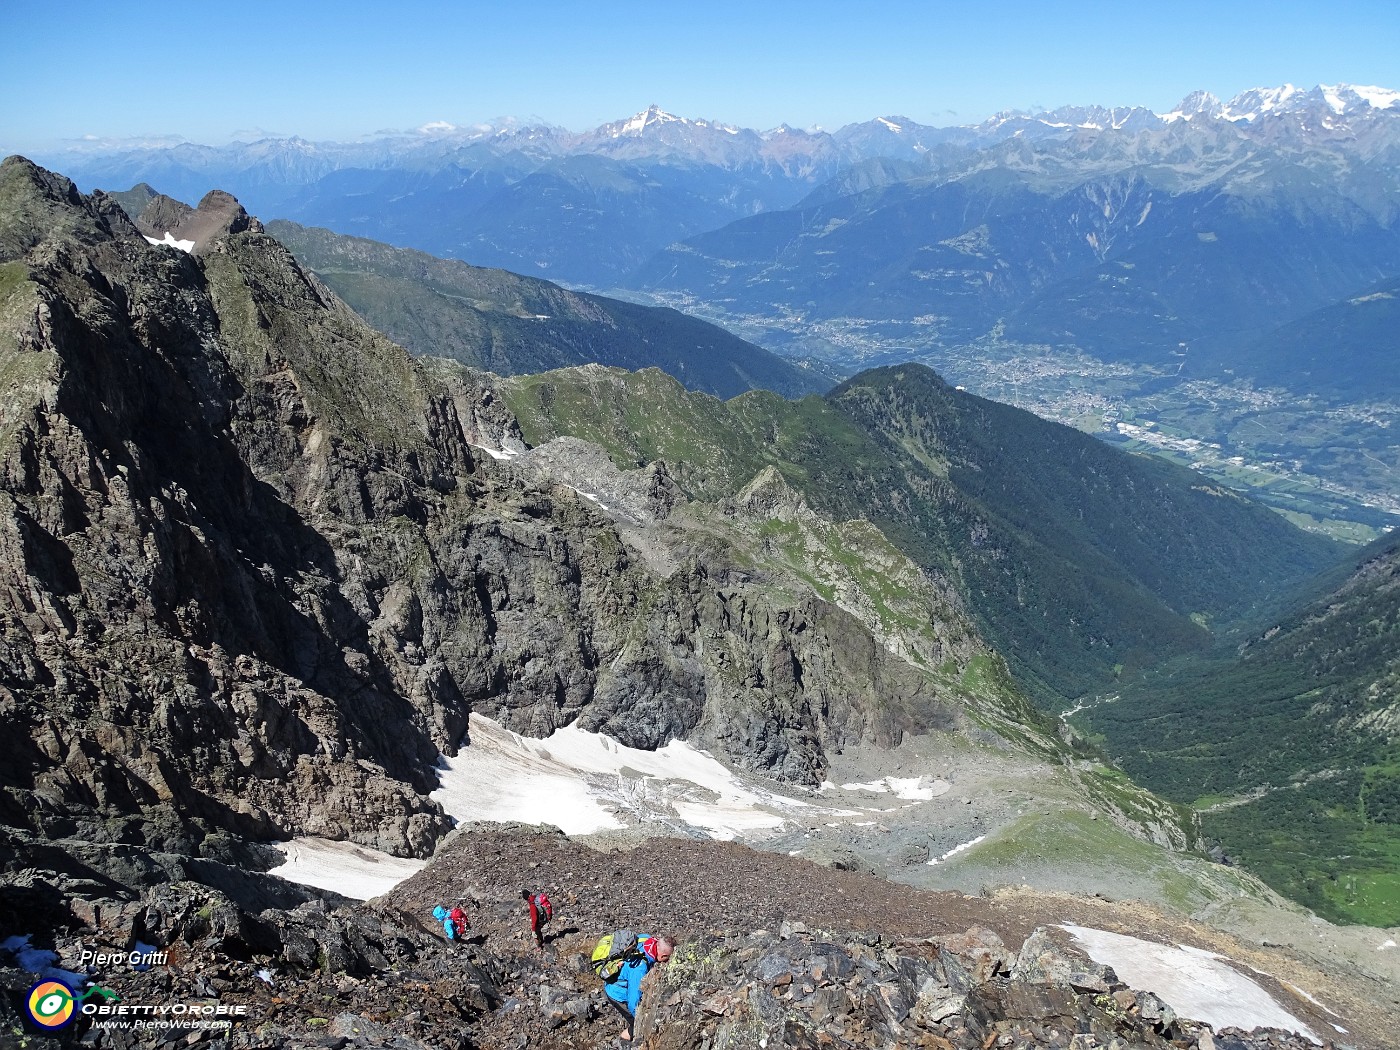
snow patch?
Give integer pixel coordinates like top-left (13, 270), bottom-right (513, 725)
top-left (1062, 925), bottom-right (1319, 1042)
top-left (433, 714), bottom-right (815, 841)
top-left (468, 441), bottom-right (518, 461)
top-left (838, 776), bottom-right (949, 800)
top-left (927, 835), bottom-right (986, 865)
top-left (144, 232), bottom-right (195, 253)
top-left (267, 838), bottom-right (426, 900)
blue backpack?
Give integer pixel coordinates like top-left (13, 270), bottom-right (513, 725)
top-left (432, 905), bottom-right (467, 940)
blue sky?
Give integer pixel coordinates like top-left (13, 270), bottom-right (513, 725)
top-left (2, 0), bottom-right (1397, 149)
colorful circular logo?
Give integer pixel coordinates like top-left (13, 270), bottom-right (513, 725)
top-left (26, 981), bottom-right (76, 1029)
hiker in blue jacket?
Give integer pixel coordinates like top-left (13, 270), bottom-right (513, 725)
top-left (604, 935), bottom-right (674, 1042)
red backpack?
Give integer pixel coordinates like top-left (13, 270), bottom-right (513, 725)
top-left (448, 906), bottom-right (468, 929)
top-left (531, 893), bottom-right (553, 921)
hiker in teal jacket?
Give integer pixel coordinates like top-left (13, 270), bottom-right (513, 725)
top-left (604, 935), bottom-right (674, 1041)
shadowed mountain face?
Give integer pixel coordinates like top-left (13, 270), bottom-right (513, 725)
top-left (1229, 274), bottom-right (1400, 400)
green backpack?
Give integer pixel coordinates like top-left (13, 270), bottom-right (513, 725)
top-left (590, 929), bottom-right (640, 982)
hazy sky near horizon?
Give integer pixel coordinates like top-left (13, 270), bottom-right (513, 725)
top-left (2, 0), bottom-right (1398, 149)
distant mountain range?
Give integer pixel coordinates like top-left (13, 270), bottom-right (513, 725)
top-left (51, 87), bottom-right (1400, 538)
top-left (630, 85), bottom-right (1400, 358)
top-left (40, 83), bottom-right (1400, 183)
top-left (27, 84), bottom-right (1398, 290)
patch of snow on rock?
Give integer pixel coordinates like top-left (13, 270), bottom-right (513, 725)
top-left (927, 834), bottom-right (986, 865)
top-left (268, 838), bottom-right (426, 900)
top-left (469, 442), bottom-right (517, 461)
top-left (433, 714), bottom-right (816, 840)
top-left (839, 776), bottom-right (948, 800)
top-left (144, 232), bottom-right (195, 253)
top-left (1062, 925), bottom-right (1320, 1042)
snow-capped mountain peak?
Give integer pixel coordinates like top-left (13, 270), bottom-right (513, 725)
top-left (1220, 83), bottom-right (1305, 121)
top-left (1167, 83), bottom-right (1400, 124)
top-left (1352, 84), bottom-right (1400, 107)
top-left (1162, 90), bottom-right (1224, 122)
top-left (603, 104), bottom-right (745, 138)
top-left (1317, 83), bottom-right (1400, 113)
top-left (613, 103), bottom-right (685, 136)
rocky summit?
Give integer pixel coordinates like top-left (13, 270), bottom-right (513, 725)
top-left (0, 155), bottom-right (1392, 1049)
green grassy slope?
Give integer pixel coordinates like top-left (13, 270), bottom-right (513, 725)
top-left (1087, 531), bottom-right (1400, 925)
top-left (265, 220), bottom-right (829, 401)
top-left (502, 362), bottom-right (1342, 707)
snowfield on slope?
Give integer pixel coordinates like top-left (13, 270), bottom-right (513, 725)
top-left (258, 718), bottom-right (1359, 1043)
top-left (431, 713), bottom-right (831, 839)
top-left (267, 837), bottom-right (426, 899)
top-left (1063, 925), bottom-right (1321, 1042)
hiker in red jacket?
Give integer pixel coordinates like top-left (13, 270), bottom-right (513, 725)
top-left (522, 889), bottom-right (553, 948)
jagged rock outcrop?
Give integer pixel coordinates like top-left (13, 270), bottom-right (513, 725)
top-left (634, 924), bottom-right (1323, 1050)
top-left (128, 190), bottom-right (195, 240)
top-left (0, 157), bottom-right (1021, 859)
top-left (0, 828), bottom-right (504, 1050)
top-left (720, 466), bottom-right (985, 676)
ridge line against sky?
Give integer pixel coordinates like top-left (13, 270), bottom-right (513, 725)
top-left (2, 0), bottom-right (1398, 151)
